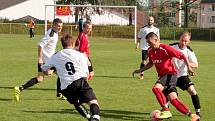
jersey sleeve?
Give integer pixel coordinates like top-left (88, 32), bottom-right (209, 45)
top-left (156, 28), bottom-right (160, 39)
top-left (165, 44), bottom-right (184, 60)
top-left (188, 51), bottom-right (198, 64)
top-left (137, 28), bottom-right (143, 39)
top-left (38, 34), bottom-right (52, 48)
top-left (41, 55), bottom-right (55, 71)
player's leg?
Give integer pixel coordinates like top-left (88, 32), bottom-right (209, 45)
top-left (88, 100), bottom-right (100, 121)
top-left (168, 92), bottom-right (200, 120)
top-left (139, 50), bottom-right (147, 80)
top-left (56, 77), bottom-right (66, 100)
top-left (80, 78), bottom-right (100, 121)
top-left (61, 78), bottom-right (91, 120)
top-left (187, 85), bottom-right (201, 116)
top-left (152, 83), bottom-right (172, 119)
top-left (14, 63), bottom-right (44, 102)
top-left (177, 76), bottom-right (201, 116)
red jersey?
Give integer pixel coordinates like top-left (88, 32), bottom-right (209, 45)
top-left (148, 43), bottom-right (184, 77)
top-left (75, 32), bottom-right (90, 57)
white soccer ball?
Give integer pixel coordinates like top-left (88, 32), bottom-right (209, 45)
top-left (150, 110), bottom-right (162, 121)
top-left (24, 23), bottom-right (28, 27)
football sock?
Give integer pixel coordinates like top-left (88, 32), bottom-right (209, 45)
top-left (56, 77), bottom-right (61, 94)
top-left (90, 104), bottom-right (100, 120)
top-left (191, 95), bottom-right (201, 113)
top-left (152, 87), bottom-right (168, 110)
top-left (21, 77), bottom-right (39, 90)
top-left (74, 102), bottom-right (90, 119)
top-left (170, 98), bottom-right (190, 115)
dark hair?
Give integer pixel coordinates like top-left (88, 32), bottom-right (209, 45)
top-left (83, 20), bottom-right (92, 28)
top-left (53, 18), bottom-right (62, 24)
top-left (61, 33), bottom-right (73, 48)
top-left (145, 32), bottom-right (158, 40)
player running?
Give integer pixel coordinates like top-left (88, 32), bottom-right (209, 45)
top-left (170, 31), bottom-right (201, 117)
top-left (41, 33), bottom-right (100, 121)
top-left (14, 18), bottom-right (64, 101)
top-left (132, 32), bottom-right (200, 121)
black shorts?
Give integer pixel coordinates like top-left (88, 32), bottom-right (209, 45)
top-left (177, 76), bottom-right (194, 91)
top-left (141, 50), bottom-right (148, 61)
top-left (157, 74), bottom-right (177, 96)
top-left (61, 78), bottom-right (97, 104)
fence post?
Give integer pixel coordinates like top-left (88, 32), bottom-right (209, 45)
top-left (10, 23), bottom-right (12, 34)
top-left (110, 25), bottom-right (112, 38)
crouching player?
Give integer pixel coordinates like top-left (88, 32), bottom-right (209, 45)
top-left (41, 33), bottom-right (100, 121)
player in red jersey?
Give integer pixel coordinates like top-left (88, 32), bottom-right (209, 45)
top-left (132, 32), bottom-right (200, 121)
top-left (75, 20), bottom-right (94, 80)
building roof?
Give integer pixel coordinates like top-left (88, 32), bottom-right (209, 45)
top-left (14, 15), bottom-right (40, 22)
top-left (201, 0), bottom-right (215, 3)
top-left (0, 0), bottom-right (27, 10)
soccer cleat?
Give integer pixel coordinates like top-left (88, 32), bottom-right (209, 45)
top-left (190, 113), bottom-right (200, 121)
top-left (158, 110), bottom-right (172, 119)
top-left (56, 93), bottom-right (67, 100)
top-left (14, 86), bottom-right (21, 102)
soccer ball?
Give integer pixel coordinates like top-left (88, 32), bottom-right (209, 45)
top-left (150, 110), bottom-right (162, 121)
top-left (24, 23), bottom-right (28, 27)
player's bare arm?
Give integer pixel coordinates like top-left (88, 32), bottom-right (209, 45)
top-left (38, 46), bottom-right (43, 64)
top-left (181, 54), bottom-right (196, 76)
top-left (132, 60), bottom-right (153, 77)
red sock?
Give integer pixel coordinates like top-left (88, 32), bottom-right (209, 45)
top-left (152, 87), bottom-right (168, 110)
top-left (170, 98), bottom-right (190, 115)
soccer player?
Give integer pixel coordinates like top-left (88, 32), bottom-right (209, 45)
top-left (28, 19), bottom-right (35, 38)
top-left (170, 32), bottom-right (201, 116)
top-left (14, 18), bottom-right (64, 102)
top-left (75, 20), bottom-right (94, 80)
top-left (135, 15), bottom-right (160, 80)
top-left (41, 33), bottom-right (100, 121)
top-left (132, 32), bottom-right (200, 121)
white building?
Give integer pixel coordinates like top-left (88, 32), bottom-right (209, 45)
top-left (197, 0), bottom-right (215, 28)
top-left (0, 0), bottom-right (130, 25)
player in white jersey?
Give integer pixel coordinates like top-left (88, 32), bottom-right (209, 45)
top-left (136, 15), bottom-right (160, 80)
top-left (170, 32), bottom-right (201, 117)
top-left (14, 18), bottom-right (63, 102)
top-left (42, 33), bottom-right (100, 121)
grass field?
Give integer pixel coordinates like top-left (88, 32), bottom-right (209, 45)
top-left (0, 34), bottom-right (215, 121)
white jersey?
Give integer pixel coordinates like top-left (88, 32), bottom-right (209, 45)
top-left (41, 49), bottom-right (89, 90)
top-left (171, 43), bottom-right (198, 77)
top-left (38, 28), bottom-right (58, 62)
top-left (137, 26), bottom-right (160, 50)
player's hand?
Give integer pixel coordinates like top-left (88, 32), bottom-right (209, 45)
top-left (47, 69), bottom-right (54, 76)
top-left (189, 71), bottom-right (196, 76)
top-left (132, 69), bottom-right (141, 77)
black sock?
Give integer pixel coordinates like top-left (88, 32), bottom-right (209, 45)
top-left (90, 104), bottom-right (100, 115)
top-left (21, 77), bottom-right (39, 90)
top-left (191, 95), bottom-right (201, 113)
top-left (74, 101), bottom-right (90, 119)
top-left (56, 77), bottom-right (61, 94)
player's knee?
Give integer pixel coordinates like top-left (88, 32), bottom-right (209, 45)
top-left (88, 99), bottom-right (99, 106)
top-left (37, 76), bottom-right (44, 82)
top-left (187, 86), bottom-right (197, 95)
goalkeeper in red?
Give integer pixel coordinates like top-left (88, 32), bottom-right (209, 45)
top-left (41, 34), bottom-right (100, 121)
top-left (132, 32), bottom-right (200, 121)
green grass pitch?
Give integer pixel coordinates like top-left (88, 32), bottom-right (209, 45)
top-left (0, 34), bottom-right (215, 121)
